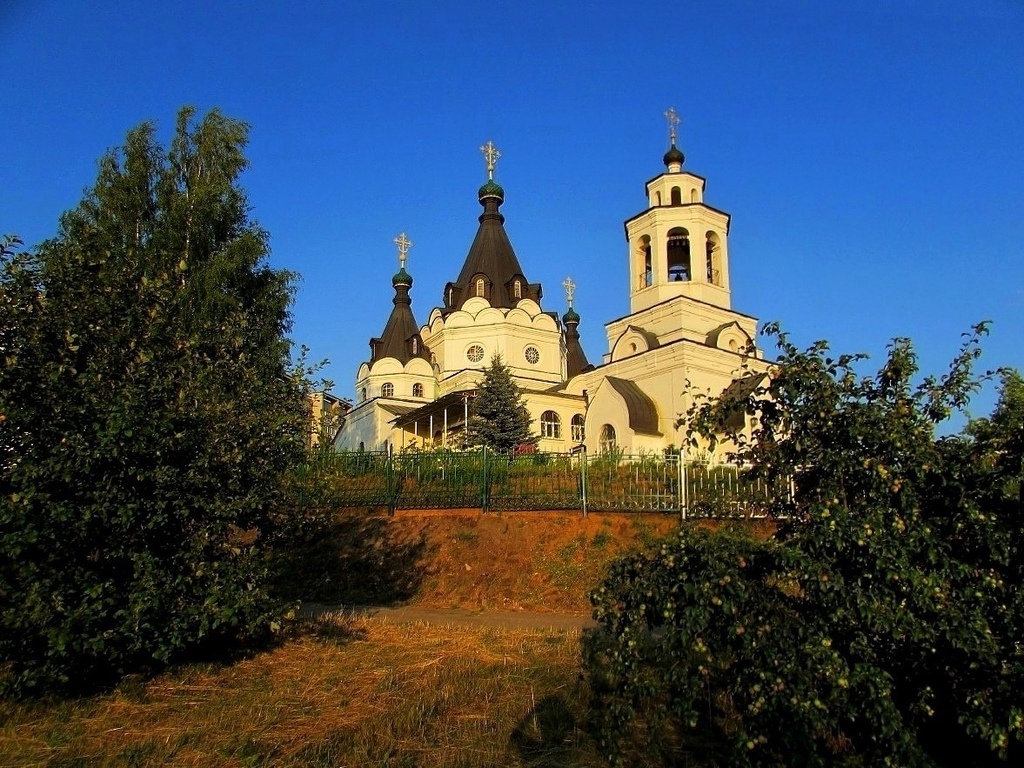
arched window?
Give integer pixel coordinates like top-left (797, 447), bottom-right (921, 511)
top-left (667, 227), bottom-right (691, 282)
top-left (571, 414), bottom-right (585, 442)
top-left (381, 382), bottom-right (394, 398)
top-left (690, 188), bottom-right (698, 203)
top-left (476, 278), bottom-right (485, 297)
top-left (670, 186), bottom-right (682, 206)
top-left (513, 280), bottom-right (522, 299)
top-left (361, 387), bottom-right (367, 402)
top-left (411, 337), bottom-right (418, 354)
top-left (447, 286), bottom-right (454, 306)
top-left (655, 191), bottom-right (662, 205)
top-left (412, 382), bottom-right (424, 398)
top-left (599, 424), bottom-right (617, 454)
top-left (540, 411), bottom-right (561, 439)
top-left (705, 232), bottom-right (719, 284)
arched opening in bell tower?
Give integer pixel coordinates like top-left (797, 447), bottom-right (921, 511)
top-left (667, 227), bottom-right (691, 282)
top-left (636, 235), bottom-right (652, 288)
top-left (705, 231), bottom-right (720, 284)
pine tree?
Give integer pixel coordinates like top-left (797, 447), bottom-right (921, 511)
top-left (0, 108), bottom-right (307, 695)
top-left (467, 354), bottom-right (537, 453)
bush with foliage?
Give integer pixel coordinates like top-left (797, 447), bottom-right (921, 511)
top-left (0, 108), bottom-right (308, 696)
top-left (587, 324), bottom-right (1023, 766)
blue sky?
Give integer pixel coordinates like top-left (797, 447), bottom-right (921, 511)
top-left (3, 1), bottom-right (1022, 420)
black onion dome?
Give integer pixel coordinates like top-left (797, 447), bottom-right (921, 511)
top-left (663, 143), bottom-right (685, 167)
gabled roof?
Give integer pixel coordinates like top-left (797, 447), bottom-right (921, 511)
top-left (607, 377), bottom-right (661, 436)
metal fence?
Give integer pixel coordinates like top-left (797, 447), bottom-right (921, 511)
top-left (295, 447), bottom-right (786, 518)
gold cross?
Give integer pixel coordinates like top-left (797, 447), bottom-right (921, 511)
top-left (480, 140), bottom-right (501, 180)
top-left (393, 232), bottom-right (412, 269)
top-left (563, 276), bottom-right (576, 308)
top-left (664, 107), bottom-right (680, 145)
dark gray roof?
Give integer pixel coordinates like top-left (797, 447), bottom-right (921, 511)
top-left (443, 190), bottom-right (541, 312)
top-left (368, 280), bottom-right (429, 366)
top-left (564, 317), bottom-right (592, 379)
top-left (606, 377), bottom-right (661, 436)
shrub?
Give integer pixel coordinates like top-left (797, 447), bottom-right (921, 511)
top-left (587, 325), bottom-right (1023, 766)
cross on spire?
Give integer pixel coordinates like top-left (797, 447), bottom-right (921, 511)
top-left (480, 140), bottom-right (501, 180)
top-left (664, 107), bottom-right (680, 145)
top-left (563, 276), bottom-right (576, 308)
top-left (393, 232), bottom-right (412, 269)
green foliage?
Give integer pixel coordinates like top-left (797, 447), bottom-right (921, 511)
top-left (466, 353), bottom-right (537, 454)
top-left (0, 108), bottom-right (308, 696)
top-left (588, 324), bottom-right (1023, 765)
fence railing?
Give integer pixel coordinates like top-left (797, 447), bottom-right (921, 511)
top-left (295, 447), bottom-right (787, 518)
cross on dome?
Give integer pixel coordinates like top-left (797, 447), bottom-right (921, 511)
top-left (393, 232), bottom-right (412, 269)
top-left (563, 276), bottom-right (576, 308)
top-left (480, 140), bottom-right (501, 180)
top-left (664, 107), bottom-right (680, 145)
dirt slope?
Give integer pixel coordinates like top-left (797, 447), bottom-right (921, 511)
top-left (277, 508), bottom-right (773, 614)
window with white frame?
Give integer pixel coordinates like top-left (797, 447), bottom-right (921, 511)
top-left (571, 414), bottom-right (585, 442)
top-left (540, 410), bottom-right (561, 439)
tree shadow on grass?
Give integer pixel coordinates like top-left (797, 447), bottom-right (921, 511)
top-left (270, 507), bottom-right (432, 606)
top-left (510, 694), bottom-right (582, 766)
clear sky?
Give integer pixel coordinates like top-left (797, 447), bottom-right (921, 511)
top-left (3, 1), bottom-right (1022, 421)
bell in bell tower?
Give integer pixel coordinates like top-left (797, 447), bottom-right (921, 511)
top-left (624, 108), bottom-right (733, 314)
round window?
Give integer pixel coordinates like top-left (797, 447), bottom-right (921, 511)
top-left (467, 344), bottom-right (484, 363)
top-left (525, 346), bottom-right (540, 365)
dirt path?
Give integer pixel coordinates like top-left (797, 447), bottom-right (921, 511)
top-left (300, 603), bottom-right (597, 631)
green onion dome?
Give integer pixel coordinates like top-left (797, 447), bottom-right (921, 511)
top-left (478, 179), bottom-right (505, 201)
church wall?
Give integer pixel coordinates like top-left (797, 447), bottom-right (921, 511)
top-left (520, 391), bottom-right (586, 452)
top-left (334, 402), bottom-right (385, 451)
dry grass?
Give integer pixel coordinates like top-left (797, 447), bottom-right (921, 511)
top-left (0, 614), bottom-right (602, 767)
top-left (1, 512), bottom-right (774, 765)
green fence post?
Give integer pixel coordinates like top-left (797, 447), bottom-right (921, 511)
top-left (386, 443), bottom-right (396, 516)
top-left (481, 444), bottom-right (489, 512)
top-left (580, 447), bottom-right (588, 517)
top-left (680, 447), bottom-right (687, 522)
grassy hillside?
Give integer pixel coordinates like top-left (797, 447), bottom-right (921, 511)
top-left (274, 509), bottom-right (686, 612)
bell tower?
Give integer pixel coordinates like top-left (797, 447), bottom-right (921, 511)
top-left (624, 108), bottom-right (732, 314)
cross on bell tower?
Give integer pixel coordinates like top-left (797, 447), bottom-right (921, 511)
top-left (664, 107), bottom-right (680, 146)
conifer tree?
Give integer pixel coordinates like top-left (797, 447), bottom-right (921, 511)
top-left (0, 108), bottom-right (307, 695)
top-left (467, 354), bottom-right (537, 453)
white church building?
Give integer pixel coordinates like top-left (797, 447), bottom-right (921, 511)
top-left (334, 112), bottom-right (765, 456)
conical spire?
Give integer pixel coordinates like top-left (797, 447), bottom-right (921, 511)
top-left (368, 233), bottom-right (428, 365)
top-left (561, 277), bottom-right (592, 378)
top-left (443, 141), bottom-right (542, 312)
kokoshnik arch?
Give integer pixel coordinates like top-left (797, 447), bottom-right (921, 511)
top-left (333, 110), bottom-right (767, 455)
